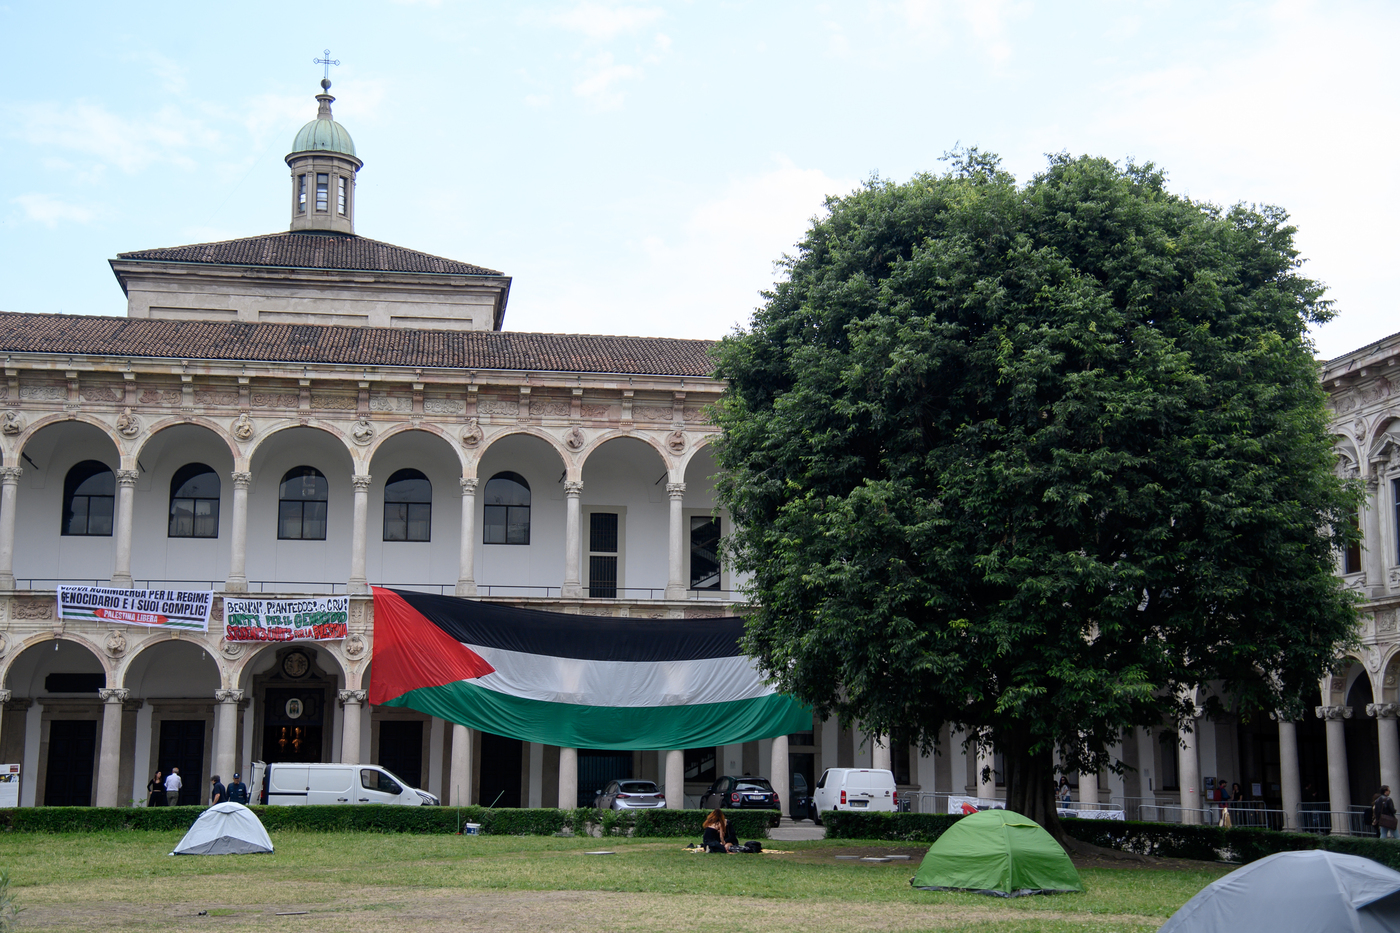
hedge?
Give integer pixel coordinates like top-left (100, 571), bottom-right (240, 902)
top-left (820, 811), bottom-right (1400, 868)
top-left (0, 805), bottom-right (777, 839)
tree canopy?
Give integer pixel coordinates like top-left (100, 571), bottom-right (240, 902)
top-left (711, 151), bottom-right (1360, 829)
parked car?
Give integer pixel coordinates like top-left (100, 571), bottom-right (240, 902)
top-left (251, 761), bottom-right (440, 806)
top-left (809, 768), bottom-right (896, 823)
top-left (699, 775), bottom-right (781, 811)
top-left (593, 779), bottom-right (666, 810)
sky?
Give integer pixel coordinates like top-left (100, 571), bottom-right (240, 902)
top-left (0, 0), bottom-right (1395, 360)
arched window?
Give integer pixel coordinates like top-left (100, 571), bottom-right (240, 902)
top-left (483, 472), bottom-right (530, 545)
top-left (278, 466), bottom-right (328, 540)
top-left (383, 469), bottom-right (431, 542)
top-left (168, 463), bottom-right (220, 538)
top-left (62, 460), bottom-right (115, 536)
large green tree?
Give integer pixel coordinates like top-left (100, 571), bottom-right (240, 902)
top-left (712, 152), bottom-right (1359, 835)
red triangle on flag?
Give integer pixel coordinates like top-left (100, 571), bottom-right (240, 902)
top-left (368, 587), bottom-right (495, 705)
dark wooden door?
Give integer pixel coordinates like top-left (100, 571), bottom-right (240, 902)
top-left (378, 720), bottom-right (423, 789)
top-left (159, 721), bottom-right (206, 805)
top-left (44, 720), bottom-right (97, 806)
top-left (262, 688), bottom-right (326, 764)
top-left (478, 732), bottom-right (522, 808)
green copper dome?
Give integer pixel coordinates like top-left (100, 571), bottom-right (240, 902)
top-left (289, 91), bottom-right (357, 158)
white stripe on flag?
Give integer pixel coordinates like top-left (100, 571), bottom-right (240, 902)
top-left (464, 644), bottom-right (778, 708)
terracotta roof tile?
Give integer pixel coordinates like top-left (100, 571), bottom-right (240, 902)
top-left (116, 231), bottom-right (503, 277)
top-left (0, 312), bottom-right (717, 377)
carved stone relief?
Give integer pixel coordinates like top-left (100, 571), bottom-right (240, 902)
top-left (219, 638), bottom-right (246, 660)
top-left (12, 598), bottom-right (53, 620)
top-left (139, 389), bottom-right (182, 405)
top-left (81, 386), bottom-right (122, 403)
top-left (666, 430), bottom-right (687, 454)
top-left (370, 395), bottom-right (413, 412)
top-left (685, 608), bottom-right (726, 619)
top-left (115, 408), bottom-right (142, 438)
top-left (1378, 609), bottom-right (1399, 634)
top-left (0, 631), bottom-right (8, 657)
top-left (0, 411), bottom-right (23, 436)
top-left (194, 390), bottom-right (239, 406)
top-left (19, 385), bottom-right (64, 401)
top-left (581, 404), bottom-right (611, 419)
top-left (460, 419), bottom-right (483, 448)
top-left (683, 405), bottom-right (712, 423)
top-left (343, 633), bottom-right (368, 659)
top-left (424, 398), bottom-right (465, 415)
top-left (479, 399), bottom-right (518, 417)
top-left (633, 406), bottom-right (674, 422)
top-left (251, 392), bottom-right (299, 408)
top-left (529, 399), bottom-right (570, 418)
top-left (351, 418), bottom-right (375, 446)
top-left (104, 629), bottom-right (127, 658)
top-left (311, 395), bottom-right (356, 410)
top-left (564, 426), bottom-right (586, 450)
top-left (232, 412), bottom-right (255, 441)
top-left (211, 598), bottom-right (223, 622)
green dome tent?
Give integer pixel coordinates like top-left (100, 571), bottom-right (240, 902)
top-left (911, 809), bottom-right (1083, 897)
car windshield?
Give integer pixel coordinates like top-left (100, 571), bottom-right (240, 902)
top-left (735, 779), bottom-right (773, 793)
top-left (618, 782), bottom-right (657, 794)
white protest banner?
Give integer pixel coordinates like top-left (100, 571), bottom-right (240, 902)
top-left (224, 597), bottom-right (349, 642)
top-left (58, 586), bottom-right (212, 631)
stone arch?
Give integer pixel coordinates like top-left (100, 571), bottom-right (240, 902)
top-left (1, 631), bottom-right (113, 690)
top-left (576, 429), bottom-right (673, 476)
top-left (243, 419), bottom-right (357, 466)
top-left (1380, 645), bottom-right (1400, 704)
top-left (119, 633), bottom-right (225, 690)
top-left (676, 432), bottom-right (720, 480)
top-left (132, 415), bottom-right (241, 466)
top-left (230, 640), bottom-right (350, 691)
top-left (475, 425), bottom-right (570, 475)
top-left (12, 412), bottom-right (125, 463)
top-left (365, 422), bottom-right (468, 472)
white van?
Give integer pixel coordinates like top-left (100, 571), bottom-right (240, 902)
top-left (250, 761), bottom-right (440, 806)
top-left (810, 768), bottom-right (897, 822)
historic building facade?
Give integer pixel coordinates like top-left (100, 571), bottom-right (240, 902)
top-left (0, 79), bottom-right (1388, 824)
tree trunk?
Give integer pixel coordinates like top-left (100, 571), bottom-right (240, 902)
top-left (999, 726), bottom-right (1067, 843)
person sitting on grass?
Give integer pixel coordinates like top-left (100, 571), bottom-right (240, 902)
top-left (702, 809), bottom-right (740, 853)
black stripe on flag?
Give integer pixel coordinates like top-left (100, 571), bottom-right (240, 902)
top-left (386, 589), bottom-right (747, 662)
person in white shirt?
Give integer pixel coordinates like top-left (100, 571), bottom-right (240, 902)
top-left (164, 767), bottom-right (182, 805)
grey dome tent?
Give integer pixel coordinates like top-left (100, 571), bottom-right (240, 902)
top-left (171, 802), bottom-right (274, 856)
top-left (1158, 850), bottom-right (1400, 933)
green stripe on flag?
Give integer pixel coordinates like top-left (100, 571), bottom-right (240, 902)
top-left (382, 679), bottom-right (812, 750)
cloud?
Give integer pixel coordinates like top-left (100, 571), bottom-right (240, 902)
top-left (543, 1), bottom-right (663, 39)
top-left (8, 101), bottom-right (221, 173)
top-left (12, 193), bottom-right (97, 227)
top-left (875, 0), bottom-right (1028, 63)
top-left (573, 52), bottom-right (641, 109)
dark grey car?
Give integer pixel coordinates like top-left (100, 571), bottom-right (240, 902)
top-left (699, 775), bottom-right (780, 811)
top-left (593, 779), bottom-right (666, 810)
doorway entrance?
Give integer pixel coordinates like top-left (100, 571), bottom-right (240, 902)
top-left (44, 720), bottom-right (97, 806)
top-left (158, 721), bottom-right (206, 805)
top-left (478, 732), bottom-right (523, 808)
top-left (579, 750), bottom-right (633, 808)
top-left (379, 720), bottom-right (423, 789)
top-left (262, 688), bottom-right (326, 764)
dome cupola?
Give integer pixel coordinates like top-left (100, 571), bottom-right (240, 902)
top-left (285, 69), bottom-right (363, 235)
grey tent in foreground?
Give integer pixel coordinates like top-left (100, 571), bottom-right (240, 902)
top-left (1159, 850), bottom-right (1400, 933)
top-left (171, 802), bottom-right (274, 856)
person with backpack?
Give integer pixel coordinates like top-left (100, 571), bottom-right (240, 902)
top-left (1373, 786), bottom-right (1397, 839)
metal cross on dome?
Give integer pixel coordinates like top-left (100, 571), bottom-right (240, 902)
top-left (313, 49), bottom-right (340, 84)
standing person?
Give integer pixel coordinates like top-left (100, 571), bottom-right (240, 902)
top-left (1232, 782), bottom-right (1244, 803)
top-left (225, 772), bottom-right (248, 805)
top-left (1374, 786), bottom-right (1398, 839)
top-left (146, 771), bottom-right (166, 807)
top-left (164, 767), bottom-right (182, 806)
top-left (1057, 777), bottom-right (1072, 808)
top-left (209, 775), bottom-right (226, 806)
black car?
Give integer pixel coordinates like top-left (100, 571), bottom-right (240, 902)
top-left (789, 772), bottom-right (813, 821)
top-left (700, 775), bottom-right (780, 811)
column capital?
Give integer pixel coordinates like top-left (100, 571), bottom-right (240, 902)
top-left (98, 687), bottom-right (129, 704)
top-left (230, 471), bottom-right (252, 489)
top-left (564, 480), bottom-right (584, 498)
top-left (215, 689), bottom-right (245, 704)
top-left (115, 470), bottom-right (139, 487)
top-left (1367, 474), bottom-right (1381, 490)
top-left (1316, 704), bottom-right (1353, 720)
top-left (1368, 702), bottom-right (1400, 719)
top-left (666, 482), bottom-right (686, 499)
top-left (352, 474), bottom-right (373, 491)
top-left (338, 688), bottom-right (368, 707)
top-left (0, 466), bottom-right (21, 484)
top-left (460, 477), bottom-right (479, 495)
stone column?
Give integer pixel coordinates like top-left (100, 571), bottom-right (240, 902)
top-left (348, 474), bottom-right (371, 594)
top-left (1370, 703), bottom-right (1400, 794)
top-left (1278, 718), bottom-right (1302, 830)
top-left (338, 690), bottom-right (366, 765)
top-left (1317, 704), bottom-right (1352, 826)
top-left (225, 471), bottom-right (251, 592)
top-left (450, 723), bottom-right (473, 806)
top-left (770, 735), bottom-right (790, 817)
top-left (665, 749), bottom-right (685, 810)
top-left (871, 733), bottom-right (892, 773)
top-left (110, 470), bottom-right (138, 588)
top-left (456, 478), bottom-right (478, 597)
top-left (0, 690), bottom-right (9, 752)
top-left (976, 742), bottom-right (995, 800)
top-left (665, 482), bottom-right (686, 599)
top-left (95, 688), bottom-right (129, 807)
top-left (558, 747), bottom-right (579, 809)
top-left (0, 466), bottom-right (22, 590)
top-left (562, 482), bottom-right (583, 598)
top-left (1365, 476), bottom-right (1386, 597)
top-left (1079, 770), bottom-right (1099, 807)
top-left (1179, 714), bottom-right (1202, 824)
top-left (213, 689), bottom-right (244, 782)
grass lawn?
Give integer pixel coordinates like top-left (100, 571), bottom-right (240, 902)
top-left (0, 831), bottom-right (1229, 932)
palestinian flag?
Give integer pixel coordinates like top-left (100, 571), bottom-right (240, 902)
top-left (368, 587), bottom-right (811, 750)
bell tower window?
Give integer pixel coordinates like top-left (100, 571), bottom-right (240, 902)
top-left (337, 177), bottom-right (347, 215)
top-left (297, 174), bottom-right (307, 212)
top-left (316, 173), bottom-right (329, 211)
